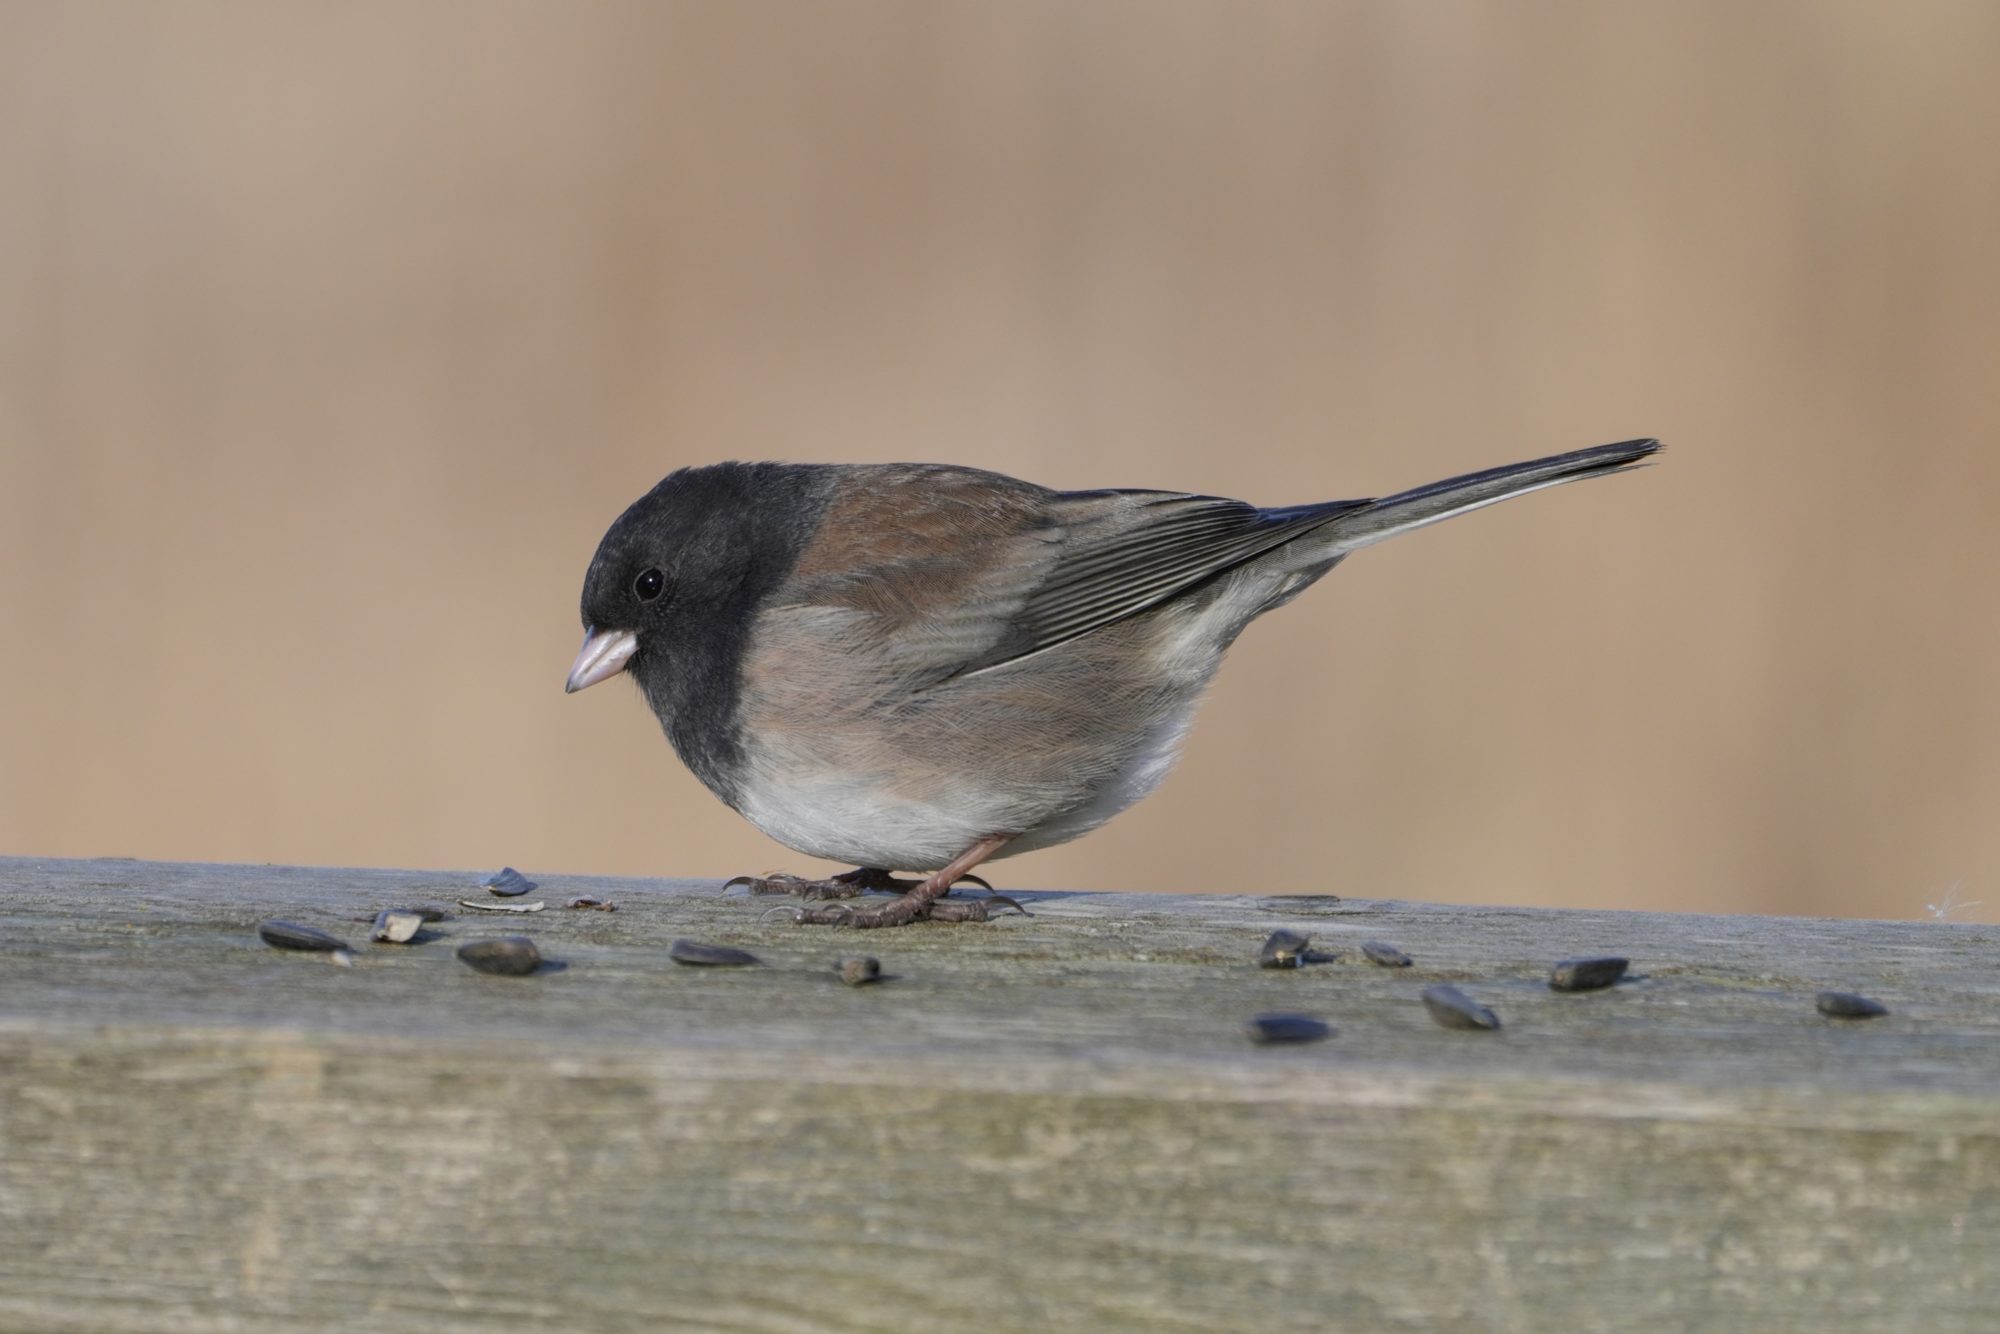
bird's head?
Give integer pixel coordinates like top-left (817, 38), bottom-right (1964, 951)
top-left (565, 462), bottom-right (826, 701)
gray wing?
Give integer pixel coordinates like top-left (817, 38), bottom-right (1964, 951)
top-left (957, 489), bottom-right (1368, 674)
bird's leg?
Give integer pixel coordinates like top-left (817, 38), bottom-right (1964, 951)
top-left (788, 834), bottom-right (1021, 927)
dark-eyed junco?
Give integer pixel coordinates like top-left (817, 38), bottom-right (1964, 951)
top-left (568, 439), bottom-right (1659, 927)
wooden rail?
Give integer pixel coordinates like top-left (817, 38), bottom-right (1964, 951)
top-left (2, 856), bottom-right (1996, 1331)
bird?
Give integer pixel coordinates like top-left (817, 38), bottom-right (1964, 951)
top-left (567, 438), bottom-right (1660, 927)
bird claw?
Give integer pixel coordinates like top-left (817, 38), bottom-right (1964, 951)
top-left (725, 867), bottom-right (998, 904)
top-left (726, 872), bottom-right (867, 900)
top-left (733, 859), bottom-right (1018, 928)
top-left (927, 893), bottom-right (1031, 922)
top-left (794, 881), bottom-right (869, 901)
top-left (786, 895), bottom-right (934, 928)
top-left (788, 902), bottom-right (869, 927)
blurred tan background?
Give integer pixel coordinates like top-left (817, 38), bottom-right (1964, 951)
top-left (3, 1), bottom-right (1996, 920)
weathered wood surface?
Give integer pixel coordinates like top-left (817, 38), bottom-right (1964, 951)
top-left (2, 855), bottom-right (1997, 1333)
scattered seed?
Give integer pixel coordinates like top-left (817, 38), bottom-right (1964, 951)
top-left (458, 899), bottom-right (545, 914)
top-left (1817, 991), bottom-right (1888, 1019)
top-left (327, 948), bottom-right (356, 967)
top-left (1362, 941), bottom-right (1413, 968)
top-left (837, 956), bottom-right (881, 986)
top-left (258, 920), bottom-right (350, 953)
top-left (669, 939), bottom-right (761, 967)
top-left (354, 904), bottom-right (449, 924)
top-left (1245, 1013), bottom-right (1332, 1044)
top-left (481, 867), bottom-right (537, 897)
top-left (1258, 930), bottom-right (1311, 969)
top-left (1550, 957), bottom-right (1629, 992)
top-left (370, 909), bottom-right (425, 944)
top-left (1422, 984), bottom-right (1501, 1031)
top-left (565, 896), bottom-right (616, 912)
top-left (457, 936), bottom-right (543, 976)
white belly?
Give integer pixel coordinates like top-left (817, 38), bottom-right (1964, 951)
top-left (733, 767), bottom-right (1000, 871)
top-left (734, 694), bottom-right (1203, 871)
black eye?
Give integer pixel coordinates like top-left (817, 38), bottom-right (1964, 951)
top-left (633, 568), bottom-right (665, 602)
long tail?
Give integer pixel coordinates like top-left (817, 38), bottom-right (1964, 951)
top-left (1316, 438), bottom-right (1661, 553)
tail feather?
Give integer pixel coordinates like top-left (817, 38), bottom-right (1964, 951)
top-left (1316, 438), bottom-right (1661, 553)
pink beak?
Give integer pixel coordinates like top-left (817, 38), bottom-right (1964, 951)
top-left (565, 627), bottom-right (639, 693)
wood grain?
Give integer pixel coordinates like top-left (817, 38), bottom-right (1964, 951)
top-left (2, 856), bottom-right (1996, 1332)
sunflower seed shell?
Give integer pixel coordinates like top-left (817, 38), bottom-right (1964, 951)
top-left (1361, 941), bottom-right (1413, 968)
top-left (457, 936), bottom-right (543, 976)
top-left (370, 909), bottom-right (424, 944)
top-left (1549, 957), bottom-right (1629, 992)
top-left (258, 920), bottom-right (350, 953)
top-left (1258, 930), bottom-right (1311, 969)
top-left (670, 939), bottom-right (761, 967)
top-left (1245, 1013), bottom-right (1332, 1044)
top-left (481, 867), bottom-right (537, 897)
top-left (1423, 984), bottom-right (1501, 1031)
top-left (1817, 991), bottom-right (1888, 1019)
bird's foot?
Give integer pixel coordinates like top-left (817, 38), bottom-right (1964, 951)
top-left (786, 890), bottom-right (1030, 928)
top-left (725, 869), bottom-right (869, 900)
top-left (725, 866), bottom-right (994, 902)
top-left (772, 835), bottom-right (1020, 928)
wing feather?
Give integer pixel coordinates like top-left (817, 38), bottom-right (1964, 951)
top-left (959, 490), bottom-right (1367, 673)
